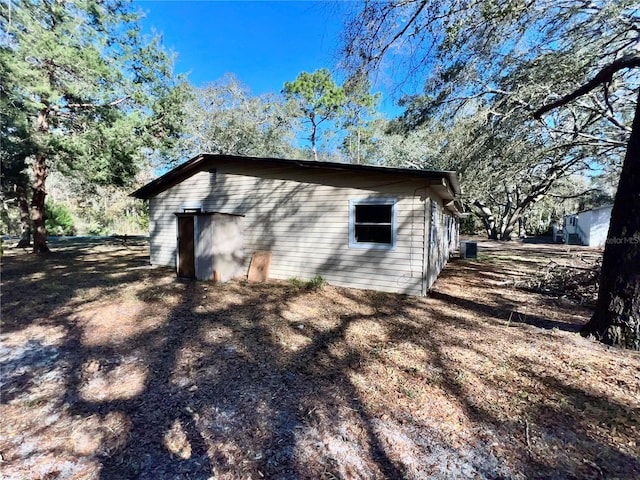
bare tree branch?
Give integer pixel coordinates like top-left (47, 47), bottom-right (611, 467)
top-left (547, 128), bottom-right (628, 147)
top-left (579, 98), bottom-right (633, 133)
top-left (376, 0), bottom-right (428, 62)
top-left (66, 96), bottom-right (130, 110)
top-left (533, 55), bottom-right (640, 119)
top-left (548, 188), bottom-right (602, 199)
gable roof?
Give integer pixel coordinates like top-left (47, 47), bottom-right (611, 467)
top-left (132, 153), bottom-right (462, 204)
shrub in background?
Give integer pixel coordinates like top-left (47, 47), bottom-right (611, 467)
top-left (45, 201), bottom-right (76, 236)
top-left (460, 215), bottom-right (481, 235)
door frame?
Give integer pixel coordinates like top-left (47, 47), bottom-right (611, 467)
top-left (176, 214), bottom-right (197, 278)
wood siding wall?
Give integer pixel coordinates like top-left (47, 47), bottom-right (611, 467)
top-left (149, 161), bottom-right (454, 295)
top-left (424, 199), bottom-right (457, 291)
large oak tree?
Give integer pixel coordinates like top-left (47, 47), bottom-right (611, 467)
top-left (341, 0), bottom-right (639, 348)
top-left (341, 0), bottom-right (637, 239)
top-left (535, 60), bottom-right (640, 350)
top-left (175, 75), bottom-right (301, 164)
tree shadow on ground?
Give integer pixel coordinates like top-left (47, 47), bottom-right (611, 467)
top-left (1, 239), bottom-right (638, 479)
top-left (84, 280), bottom-right (407, 479)
top-left (428, 290), bottom-right (583, 333)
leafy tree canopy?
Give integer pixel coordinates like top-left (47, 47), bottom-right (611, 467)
top-left (283, 68), bottom-right (382, 162)
top-left (283, 68), bottom-right (347, 161)
top-left (343, 0), bottom-right (640, 349)
top-left (0, 0), bottom-right (188, 252)
top-left (341, 0), bottom-right (638, 239)
top-left (174, 75), bottom-right (301, 165)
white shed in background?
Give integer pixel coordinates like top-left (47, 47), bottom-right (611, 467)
top-left (563, 205), bottom-right (612, 247)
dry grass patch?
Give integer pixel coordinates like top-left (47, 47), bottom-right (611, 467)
top-left (1, 237), bottom-right (638, 479)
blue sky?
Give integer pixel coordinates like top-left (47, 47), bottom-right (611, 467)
top-left (135, 0), bottom-right (400, 116)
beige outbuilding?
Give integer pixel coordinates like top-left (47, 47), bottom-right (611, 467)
top-left (132, 153), bottom-right (462, 295)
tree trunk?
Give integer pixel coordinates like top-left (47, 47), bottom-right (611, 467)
top-left (516, 187), bottom-right (523, 238)
top-left (31, 153), bottom-right (50, 254)
top-left (482, 219), bottom-right (499, 240)
top-left (473, 200), bottom-right (498, 239)
top-left (581, 93), bottom-right (640, 350)
top-left (500, 224), bottom-right (516, 241)
top-left (518, 217), bottom-right (526, 238)
top-left (31, 107), bottom-right (50, 254)
top-left (356, 126), bottom-right (361, 164)
top-left (16, 186), bottom-right (31, 248)
top-left (310, 116), bottom-right (318, 162)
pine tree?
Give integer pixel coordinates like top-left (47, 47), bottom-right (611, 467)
top-left (0, 0), bottom-right (187, 252)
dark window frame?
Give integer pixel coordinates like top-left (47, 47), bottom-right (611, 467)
top-left (180, 202), bottom-right (203, 213)
top-left (348, 198), bottom-right (397, 250)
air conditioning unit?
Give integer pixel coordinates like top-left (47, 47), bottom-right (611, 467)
top-left (460, 241), bottom-right (477, 259)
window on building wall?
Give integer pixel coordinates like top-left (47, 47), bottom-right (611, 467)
top-left (349, 198), bottom-right (397, 249)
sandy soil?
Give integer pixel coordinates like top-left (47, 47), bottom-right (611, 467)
top-left (0, 237), bottom-right (638, 479)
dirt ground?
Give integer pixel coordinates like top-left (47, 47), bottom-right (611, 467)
top-left (1, 237), bottom-right (638, 479)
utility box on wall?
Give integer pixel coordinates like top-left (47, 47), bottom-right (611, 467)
top-left (176, 212), bottom-right (244, 281)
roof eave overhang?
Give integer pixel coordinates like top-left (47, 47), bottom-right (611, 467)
top-left (443, 199), bottom-right (465, 217)
top-left (130, 154), bottom-right (207, 199)
top-left (428, 178), bottom-right (454, 200)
